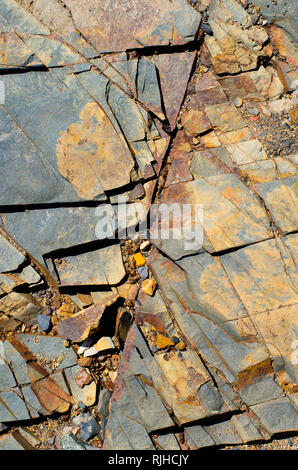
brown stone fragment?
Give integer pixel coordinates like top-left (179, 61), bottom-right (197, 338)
top-left (31, 375), bottom-right (73, 413)
top-left (57, 291), bottom-right (119, 342)
top-left (75, 367), bottom-right (93, 388)
top-left (77, 357), bottom-right (93, 367)
top-left (57, 303), bottom-right (76, 318)
top-left (181, 109), bottom-right (212, 136)
top-left (153, 52), bottom-right (197, 129)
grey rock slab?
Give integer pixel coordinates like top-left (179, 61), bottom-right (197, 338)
top-left (97, 389), bottom-right (112, 419)
top-left (204, 419), bottom-right (243, 446)
top-left (54, 244), bottom-right (126, 286)
top-left (0, 361), bottom-right (17, 391)
top-left (1, 340), bottom-right (29, 386)
top-left (19, 334), bottom-right (77, 373)
top-left (80, 416), bottom-right (101, 441)
top-left (0, 0), bottom-right (49, 35)
top-left (238, 375), bottom-right (285, 406)
top-left (0, 206), bottom-right (106, 265)
top-left (0, 234), bottom-right (25, 272)
top-left (0, 433), bottom-right (28, 450)
top-left (153, 433), bottom-right (181, 450)
top-left (184, 425), bottom-right (215, 449)
top-left (251, 397), bottom-right (298, 435)
top-left (60, 432), bottom-right (87, 450)
top-left (20, 265), bottom-right (41, 285)
top-left (0, 71), bottom-right (99, 204)
top-left (0, 389), bottom-right (31, 422)
top-left (230, 413), bottom-right (265, 444)
top-left (254, 176), bottom-right (298, 234)
top-left (123, 374), bottom-right (175, 432)
top-left (255, 0), bottom-right (297, 45)
top-left (103, 407), bottom-right (134, 450)
top-left (106, 400), bottom-right (155, 450)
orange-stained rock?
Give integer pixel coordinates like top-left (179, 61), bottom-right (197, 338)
top-left (176, 341), bottom-right (186, 351)
top-left (142, 279), bottom-right (157, 296)
top-left (57, 303), bottom-right (76, 318)
top-left (132, 252), bottom-right (146, 268)
top-left (181, 109), bottom-right (212, 136)
top-left (77, 357), bottom-right (93, 367)
top-left (31, 373), bottom-right (73, 413)
top-left (155, 334), bottom-right (175, 349)
top-left (56, 102), bottom-right (134, 199)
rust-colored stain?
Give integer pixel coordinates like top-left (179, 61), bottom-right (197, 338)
top-left (234, 358), bottom-right (274, 389)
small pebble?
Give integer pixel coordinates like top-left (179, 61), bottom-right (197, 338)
top-left (170, 336), bottom-right (180, 345)
top-left (140, 240), bottom-right (151, 251)
top-left (137, 266), bottom-right (149, 279)
top-left (132, 252), bottom-right (146, 267)
top-left (234, 97), bottom-right (243, 108)
top-left (201, 23), bottom-right (213, 35)
top-left (142, 278), bottom-right (157, 296)
top-left (37, 314), bottom-right (51, 332)
top-left (248, 107), bottom-right (260, 116)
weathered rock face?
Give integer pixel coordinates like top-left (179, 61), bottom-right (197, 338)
top-left (0, 0), bottom-right (297, 451)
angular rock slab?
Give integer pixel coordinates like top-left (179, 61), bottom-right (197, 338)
top-left (57, 291), bottom-right (119, 342)
top-left (0, 233), bottom-right (25, 272)
top-left (61, 0), bottom-right (201, 53)
top-left (152, 175), bottom-right (272, 258)
top-left (54, 243), bottom-right (125, 286)
top-left (0, 207), bottom-right (109, 266)
top-left (0, 334), bottom-right (79, 422)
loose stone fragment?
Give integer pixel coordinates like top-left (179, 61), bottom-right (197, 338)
top-left (142, 279), bottom-right (157, 296)
top-left (57, 292), bottom-right (119, 342)
top-left (37, 314), bottom-right (51, 332)
top-left (84, 337), bottom-right (115, 356)
top-left (75, 368), bottom-right (93, 388)
top-left (132, 253), bottom-right (146, 268)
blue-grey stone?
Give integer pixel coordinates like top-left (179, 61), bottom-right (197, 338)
top-left (60, 433), bottom-right (86, 450)
top-left (97, 389), bottom-right (112, 419)
top-left (251, 397), bottom-right (298, 436)
top-left (37, 314), bottom-right (51, 332)
top-left (80, 417), bottom-right (101, 441)
top-left (0, 389), bottom-right (31, 422)
top-left (137, 266), bottom-right (149, 279)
